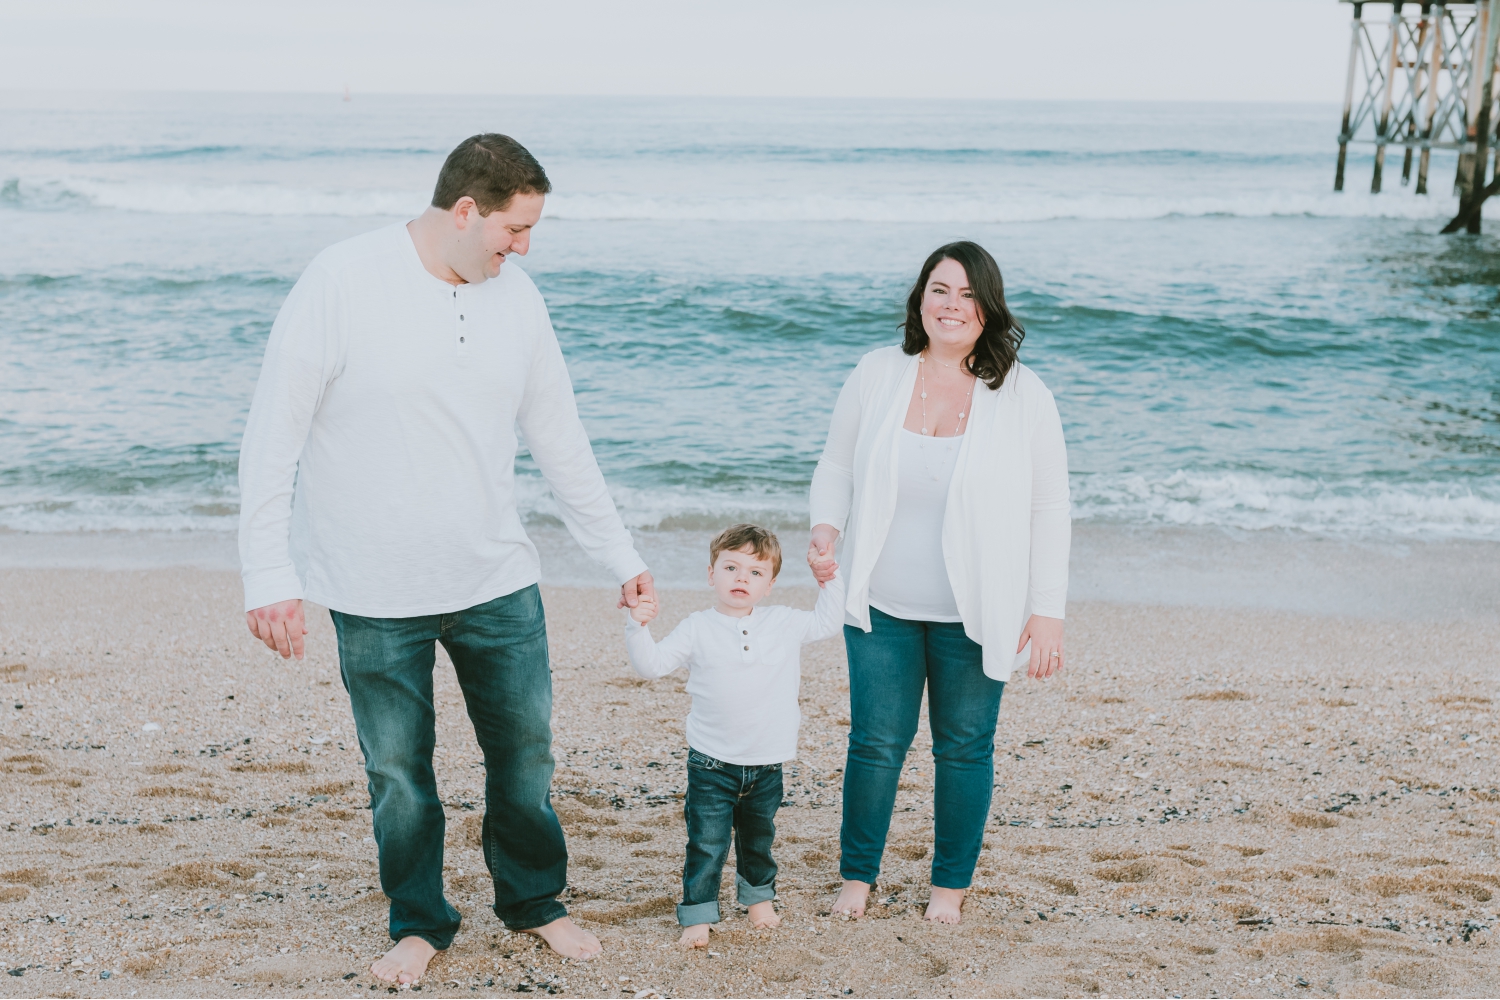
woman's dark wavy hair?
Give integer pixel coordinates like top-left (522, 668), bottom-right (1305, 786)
top-left (901, 241), bottom-right (1024, 390)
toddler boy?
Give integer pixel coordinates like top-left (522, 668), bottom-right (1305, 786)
top-left (625, 523), bottom-right (844, 948)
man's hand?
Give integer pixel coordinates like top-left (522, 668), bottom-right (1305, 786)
top-left (618, 570), bottom-right (656, 610)
top-left (246, 599), bottom-right (307, 660)
top-left (1017, 614), bottom-right (1064, 680)
top-left (807, 523), bottom-right (840, 587)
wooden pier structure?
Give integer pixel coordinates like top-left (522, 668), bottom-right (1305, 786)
top-left (1335, 0), bottom-right (1500, 232)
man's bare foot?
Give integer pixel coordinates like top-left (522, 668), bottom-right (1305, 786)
top-left (924, 886), bottom-right (965, 924)
top-left (524, 916), bottom-right (602, 960)
top-left (678, 923), bottom-right (710, 948)
top-left (370, 936), bottom-right (437, 985)
top-left (747, 900), bottom-right (781, 929)
top-left (830, 879), bottom-right (870, 918)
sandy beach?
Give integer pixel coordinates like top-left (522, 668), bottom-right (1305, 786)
top-left (0, 564), bottom-right (1495, 998)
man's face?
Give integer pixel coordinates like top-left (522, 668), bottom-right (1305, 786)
top-left (449, 191), bottom-right (545, 283)
top-left (708, 545), bottom-right (776, 612)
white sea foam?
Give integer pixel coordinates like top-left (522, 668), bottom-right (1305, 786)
top-left (14, 471), bottom-right (1491, 539)
top-left (0, 494), bottom-right (239, 534)
top-left (2, 174), bottom-right (1459, 223)
top-left (544, 190), bottom-right (1458, 224)
top-left (3, 175), bottom-right (428, 218)
top-left (1071, 471), bottom-right (1500, 539)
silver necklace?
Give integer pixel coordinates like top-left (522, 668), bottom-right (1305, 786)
top-left (918, 352), bottom-right (975, 437)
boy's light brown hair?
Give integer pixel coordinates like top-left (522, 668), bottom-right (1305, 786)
top-left (709, 523), bottom-right (783, 578)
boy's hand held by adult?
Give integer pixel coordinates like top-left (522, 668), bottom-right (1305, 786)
top-left (1017, 614), bottom-right (1064, 680)
top-left (807, 523), bottom-right (840, 587)
top-left (629, 595), bottom-right (659, 625)
top-left (245, 599), bottom-right (307, 660)
top-left (618, 569), bottom-right (656, 609)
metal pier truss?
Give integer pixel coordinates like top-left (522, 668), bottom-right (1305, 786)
top-left (1335, 1), bottom-right (1500, 232)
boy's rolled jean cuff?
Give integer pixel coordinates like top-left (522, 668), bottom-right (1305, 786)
top-left (677, 900), bottom-right (721, 926)
top-left (736, 874), bottom-right (775, 907)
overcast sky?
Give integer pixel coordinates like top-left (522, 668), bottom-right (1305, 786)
top-left (2, 1), bottom-right (1355, 102)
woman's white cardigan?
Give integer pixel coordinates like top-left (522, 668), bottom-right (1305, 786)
top-left (809, 345), bottom-right (1071, 681)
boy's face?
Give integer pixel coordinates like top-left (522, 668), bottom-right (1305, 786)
top-left (708, 545), bottom-right (776, 612)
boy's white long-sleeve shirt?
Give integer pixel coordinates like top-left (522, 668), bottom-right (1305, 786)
top-left (237, 222), bottom-right (646, 616)
top-left (624, 575), bottom-right (846, 766)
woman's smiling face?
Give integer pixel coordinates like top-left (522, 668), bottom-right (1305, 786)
top-left (921, 257), bottom-right (985, 355)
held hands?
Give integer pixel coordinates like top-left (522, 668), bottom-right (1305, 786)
top-left (618, 570), bottom-right (657, 611)
top-left (807, 523), bottom-right (840, 587)
top-left (628, 595), bottom-right (659, 626)
top-left (245, 599), bottom-right (307, 660)
top-left (1017, 614), bottom-right (1064, 680)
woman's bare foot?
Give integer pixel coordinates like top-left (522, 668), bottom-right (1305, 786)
top-left (370, 936), bottom-right (437, 985)
top-left (524, 917), bottom-right (602, 960)
top-left (678, 923), bottom-right (710, 948)
top-left (830, 879), bottom-right (870, 918)
top-left (924, 886), bottom-right (965, 924)
top-left (747, 900), bottom-right (781, 929)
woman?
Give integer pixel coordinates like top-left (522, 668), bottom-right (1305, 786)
top-left (806, 240), bottom-right (1070, 924)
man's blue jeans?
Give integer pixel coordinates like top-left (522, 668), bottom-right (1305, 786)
top-left (840, 608), bottom-right (1005, 890)
top-left (330, 584), bottom-right (567, 948)
top-left (677, 749), bottom-right (782, 926)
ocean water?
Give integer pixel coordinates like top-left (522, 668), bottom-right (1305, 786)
top-left (2, 92), bottom-right (1499, 548)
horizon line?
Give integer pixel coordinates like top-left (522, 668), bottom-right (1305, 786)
top-left (0, 88), bottom-right (1341, 106)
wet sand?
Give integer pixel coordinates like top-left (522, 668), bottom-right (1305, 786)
top-left (0, 567), bottom-right (1496, 998)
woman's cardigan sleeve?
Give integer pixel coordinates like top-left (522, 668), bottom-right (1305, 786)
top-left (808, 362), bottom-right (863, 533)
top-left (1028, 388), bottom-right (1071, 619)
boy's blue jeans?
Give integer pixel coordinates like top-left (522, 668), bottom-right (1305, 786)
top-left (329, 584), bottom-right (568, 949)
top-left (840, 607), bottom-right (1005, 889)
top-left (678, 749), bottom-right (782, 926)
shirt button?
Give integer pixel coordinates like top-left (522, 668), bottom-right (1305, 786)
top-left (742, 630), bottom-right (748, 635)
top-left (743, 645), bottom-right (749, 651)
top-left (459, 336), bottom-right (465, 343)
top-left (460, 315), bottom-right (464, 320)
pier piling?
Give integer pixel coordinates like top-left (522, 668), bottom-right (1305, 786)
top-left (1334, 0), bottom-right (1500, 231)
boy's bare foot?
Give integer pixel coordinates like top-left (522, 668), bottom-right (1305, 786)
top-left (924, 886), bottom-right (965, 924)
top-left (524, 917), bottom-right (602, 960)
top-left (830, 879), bottom-right (870, 918)
top-left (370, 936), bottom-right (437, 984)
top-left (678, 923), bottom-right (710, 948)
top-left (747, 900), bottom-right (781, 929)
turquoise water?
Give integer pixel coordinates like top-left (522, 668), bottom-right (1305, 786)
top-left (2, 92), bottom-right (1498, 540)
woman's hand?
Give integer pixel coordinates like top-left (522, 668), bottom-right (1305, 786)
top-left (807, 523), bottom-right (840, 586)
top-left (1017, 614), bottom-right (1064, 679)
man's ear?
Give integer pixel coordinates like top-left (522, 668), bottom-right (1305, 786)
top-left (451, 196), bottom-right (479, 229)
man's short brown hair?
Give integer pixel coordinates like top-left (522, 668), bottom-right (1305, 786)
top-left (709, 524), bottom-right (782, 578)
top-left (431, 134), bottom-right (552, 216)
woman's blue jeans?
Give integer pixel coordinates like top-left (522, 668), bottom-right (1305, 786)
top-left (840, 607), bottom-right (1005, 889)
top-left (330, 584), bottom-right (567, 948)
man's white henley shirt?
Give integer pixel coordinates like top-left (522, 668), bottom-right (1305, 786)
top-left (623, 576), bottom-right (846, 765)
top-left (238, 222), bottom-right (646, 617)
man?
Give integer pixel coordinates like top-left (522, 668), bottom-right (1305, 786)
top-left (238, 134), bottom-right (654, 984)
